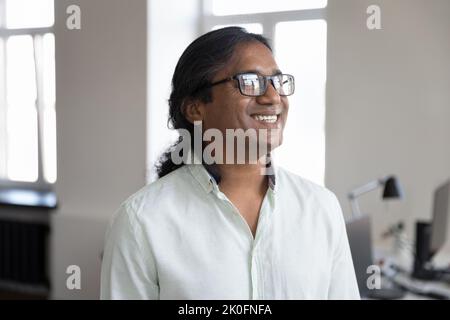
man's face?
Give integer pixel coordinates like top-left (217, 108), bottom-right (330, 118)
top-left (200, 41), bottom-right (290, 155)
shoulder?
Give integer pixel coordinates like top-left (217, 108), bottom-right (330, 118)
top-left (275, 166), bottom-right (343, 221)
top-left (276, 166), bottom-right (339, 204)
top-left (275, 167), bottom-right (347, 248)
top-left (109, 165), bottom-right (193, 227)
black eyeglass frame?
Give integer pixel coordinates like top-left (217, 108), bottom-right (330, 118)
top-left (207, 72), bottom-right (295, 97)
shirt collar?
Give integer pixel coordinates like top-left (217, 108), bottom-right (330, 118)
top-left (186, 151), bottom-right (277, 194)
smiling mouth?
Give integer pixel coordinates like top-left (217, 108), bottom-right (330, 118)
top-left (251, 114), bottom-right (279, 124)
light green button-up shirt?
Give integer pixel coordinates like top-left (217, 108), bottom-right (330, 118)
top-left (100, 163), bottom-right (360, 300)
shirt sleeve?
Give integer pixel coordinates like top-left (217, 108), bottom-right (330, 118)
top-left (100, 203), bottom-right (159, 300)
top-left (327, 193), bottom-right (361, 300)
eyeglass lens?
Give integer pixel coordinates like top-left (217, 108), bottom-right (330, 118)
top-left (238, 74), bottom-right (294, 96)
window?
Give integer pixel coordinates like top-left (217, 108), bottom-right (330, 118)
top-left (203, 0), bottom-right (327, 186)
top-left (211, 0), bottom-right (327, 16)
top-left (0, 0), bottom-right (56, 185)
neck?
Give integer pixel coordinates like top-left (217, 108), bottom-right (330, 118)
top-left (216, 162), bottom-right (268, 194)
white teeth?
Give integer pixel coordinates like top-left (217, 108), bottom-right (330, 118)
top-left (252, 115), bottom-right (278, 123)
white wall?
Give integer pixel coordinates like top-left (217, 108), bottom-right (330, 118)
top-left (326, 0), bottom-right (450, 246)
top-left (51, 0), bottom-right (147, 299)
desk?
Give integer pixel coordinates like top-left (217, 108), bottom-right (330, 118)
top-left (374, 245), bottom-right (450, 300)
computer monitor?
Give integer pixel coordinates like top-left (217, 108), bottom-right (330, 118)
top-left (346, 215), bottom-right (373, 297)
top-left (413, 179), bottom-right (450, 279)
top-left (346, 215), bottom-right (405, 299)
top-left (430, 180), bottom-right (450, 257)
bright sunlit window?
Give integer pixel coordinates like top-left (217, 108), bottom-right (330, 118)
top-left (211, 0), bottom-right (327, 16)
top-left (274, 20), bottom-right (327, 185)
top-left (0, 0), bottom-right (56, 184)
top-left (5, 0), bottom-right (54, 29)
top-left (204, 1), bottom-right (327, 186)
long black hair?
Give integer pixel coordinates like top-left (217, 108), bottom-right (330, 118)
top-left (155, 27), bottom-right (272, 179)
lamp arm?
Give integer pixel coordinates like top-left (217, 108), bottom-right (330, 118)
top-left (349, 198), bottom-right (361, 218)
top-left (348, 179), bottom-right (382, 199)
top-left (348, 179), bottom-right (383, 218)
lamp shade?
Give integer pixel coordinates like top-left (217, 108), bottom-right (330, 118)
top-left (382, 176), bottom-right (403, 199)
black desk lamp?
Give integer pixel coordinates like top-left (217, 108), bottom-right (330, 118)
top-left (348, 175), bottom-right (404, 218)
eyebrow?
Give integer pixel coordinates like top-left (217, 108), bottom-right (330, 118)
top-left (236, 69), bottom-right (283, 76)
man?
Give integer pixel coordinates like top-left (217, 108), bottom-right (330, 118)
top-left (100, 27), bottom-right (360, 299)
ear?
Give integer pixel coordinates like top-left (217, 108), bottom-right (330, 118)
top-left (183, 99), bottom-right (205, 124)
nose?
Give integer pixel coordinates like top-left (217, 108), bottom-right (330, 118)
top-left (256, 79), bottom-right (282, 105)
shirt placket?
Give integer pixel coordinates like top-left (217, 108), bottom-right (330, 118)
top-left (211, 181), bottom-right (274, 300)
top-left (251, 193), bottom-right (272, 300)
top-left (251, 242), bottom-right (261, 299)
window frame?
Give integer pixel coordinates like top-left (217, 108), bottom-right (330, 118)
top-left (201, 1), bottom-right (327, 44)
top-left (0, 0), bottom-right (55, 190)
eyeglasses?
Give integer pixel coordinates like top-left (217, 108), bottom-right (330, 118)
top-left (208, 72), bottom-right (295, 97)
